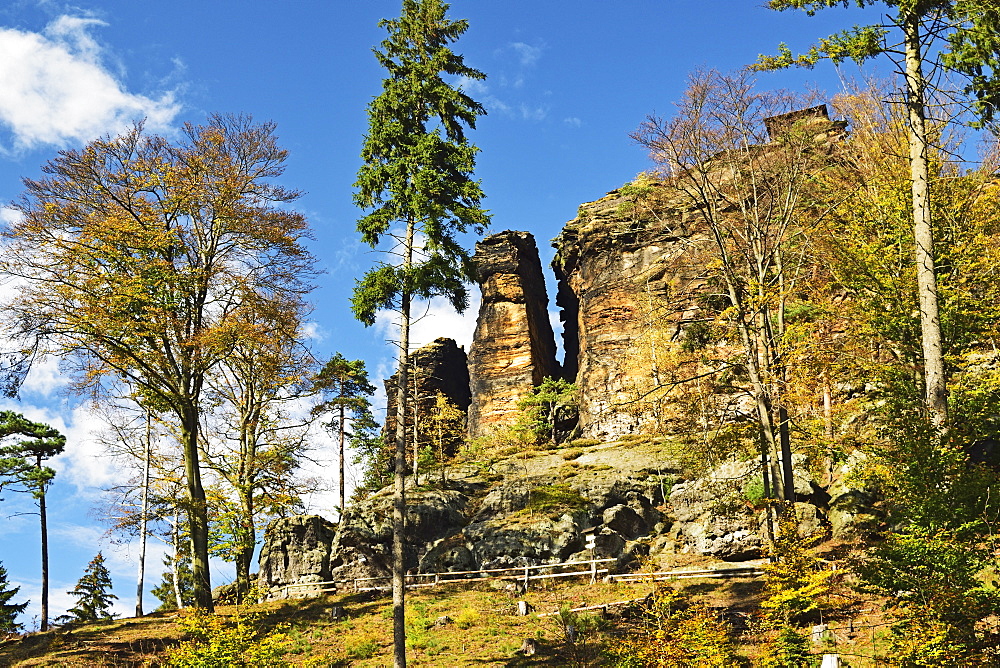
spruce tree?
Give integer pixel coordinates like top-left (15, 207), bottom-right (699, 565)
top-left (150, 553), bottom-right (194, 611)
top-left (63, 553), bottom-right (118, 623)
top-left (0, 562), bottom-right (28, 635)
top-left (352, 2), bottom-right (489, 664)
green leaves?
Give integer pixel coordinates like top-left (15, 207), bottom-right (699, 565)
top-left (753, 25), bottom-right (888, 71)
top-left (353, 0), bottom-right (489, 325)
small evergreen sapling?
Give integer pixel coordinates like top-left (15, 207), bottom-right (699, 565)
top-left (63, 552), bottom-right (118, 623)
top-left (0, 562), bottom-right (28, 635)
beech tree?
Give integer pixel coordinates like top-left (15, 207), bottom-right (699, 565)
top-left (202, 302), bottom-right (315, 599)
top-left (2, 114), bottom-right (314, 611)
top-left (352, 1), bottom-right (489, 663)
top-left (0, 411), bottom-right (66, 631)
top-left (756, 0), bottom-right (1000, 430)
top-left (633, 71), bottom-right (832, 505)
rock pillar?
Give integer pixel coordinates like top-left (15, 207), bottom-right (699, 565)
top-left (384, 337), bottom-right (471, 459)
top-left (467, 231), bottom-right (559, 438)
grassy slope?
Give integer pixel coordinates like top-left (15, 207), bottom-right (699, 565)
top-left (0, 570), bottom-right (894, 666)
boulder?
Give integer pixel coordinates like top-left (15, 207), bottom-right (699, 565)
top-left (258, 515), bottom-right (338, 594)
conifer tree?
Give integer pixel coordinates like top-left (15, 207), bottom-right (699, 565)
top-left (63, 553), bottom-right (118, 623)
top-left (0, 562), bottom-right (28, 635)
top-left (0, 411), bottom-right (66, 631)
top-left (312, 354), bottom-right (376, 515)
top-left (352, 2), bottom-right (489, 664)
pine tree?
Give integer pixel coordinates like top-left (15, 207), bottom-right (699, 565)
top-left (352, 2), bottom-right (489, 664)
top-left (0, 562), bottom-right (28, 635)
top-left (0, 411), bottom-right (66, 631)
top-left (63, 553), bottom-right (118, 623)
top-left (312, 354), bottom-right (376, 515)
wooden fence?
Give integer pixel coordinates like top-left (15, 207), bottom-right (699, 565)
top-left (268, 559), bottom-right (765, 600)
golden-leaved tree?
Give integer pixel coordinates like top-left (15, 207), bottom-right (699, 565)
top-left (2, 114), bottom-right (315, 611)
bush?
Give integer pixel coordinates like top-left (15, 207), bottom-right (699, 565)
top-left (164, 607), bottom-right (291, 667)
top-left (454, 606), bottom-right (480, 629)
top-left (760, 514), bottom-right (835, 624)
top-left (757, 626), bottom-right (817, 668)
top-left (606, 587), bottom-right (740, 667)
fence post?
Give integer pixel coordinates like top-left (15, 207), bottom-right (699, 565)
top-left (524, 566), bottom-right (530, 590)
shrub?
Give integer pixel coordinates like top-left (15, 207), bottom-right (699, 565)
top-left (454, 606), bottom-right (480, 629)
top-left (757, 625), bottom-right (817, 668)
top-left (760, 514), bottom-right (835, 624)
top-left (606, 587), bottom-right (739, 667)
top-left (164, 607), bottom-right (291, 667)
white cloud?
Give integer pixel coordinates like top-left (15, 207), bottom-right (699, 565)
top-left (374, 286), bottom-right (480, 353)
top-left (0, 15), bottom-right (181, 152)
top-left (0, 207), bottom-right (23, 226)
top-left (563, 117), bottom-right (583, 128)
top-left (520, 104), bottom-right (548, 122)
top-left (455, 75), bottom-right (488, 96)
top-left (506, 42), bottom-right (543, 67)
top-left (19, 353), bottom-right (67, 397)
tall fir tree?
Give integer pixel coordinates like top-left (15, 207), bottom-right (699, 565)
top-left (352, 1), bottom-right (489, 664)
top-left (62, 553), bottom-right (118, 623)
top-left (0, 562), bottom-right (28, 635)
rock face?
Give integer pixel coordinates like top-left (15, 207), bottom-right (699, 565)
top-left (552, 183), bottom-right (714, 440)
top-left (258, 515), bottom-right (338, 592)
top-left (384, 337), bottom-right (471, 459)
top-left (258, 438), bottom-right (869, 597)
top-left (467, 231), bottom-right (560, 438)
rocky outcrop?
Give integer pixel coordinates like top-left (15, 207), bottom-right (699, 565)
top-left (384, 337), bottom-right (471, 459)
top-left (258, 515), bottom-right (338, 592)
top-left (553, 182), bottom-right (715, 440)
top-left (467, 231), bottom-right (560, 438)
top-left (258, 437), bottom-right (873, 596)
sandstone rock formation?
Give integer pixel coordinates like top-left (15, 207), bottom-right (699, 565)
top-left (467, 231), bottom-right (560, 438)
top-left (258, 515), bottom-right (338, 593)
top-left (553, 182), bottom-right (715, 440)
top-left (384, 337), bottom-right (471, 460)
top-left (258, 437), bottom-right (865, 597)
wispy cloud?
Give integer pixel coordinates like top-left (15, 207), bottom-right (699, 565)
top-left (504, 41), bottom-right (543, 68)
top-left (563, 117), bottom-right (583, 128)
top-left (0, 15), bottom-right (181, 152)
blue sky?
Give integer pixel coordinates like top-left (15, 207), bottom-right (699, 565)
top-left (0, 0), bottom-right (877, 624)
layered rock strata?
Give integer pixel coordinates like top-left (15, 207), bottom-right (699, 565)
top-left (467, 231), bottom-right (560, 438)
top-left (384, 337), bottom-right (471, 459)
top-left (258, 440), bottom-right (856, 597)
top-left (552, 182), bottom-right (715, 440)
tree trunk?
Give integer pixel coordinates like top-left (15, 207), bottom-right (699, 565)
top-left (904, 11), bottom-right (947, 429)
top-left (339, 403), bottom-right (346, 515)
top-left (235, 489), bottom-right (254, 601)
top-left (38, 461), bottom-right (48, 632)
top-left (171, 514), bottom-right (183, 610)
top-left (181, 409), bottom-right (213, 611)
top-left (393, 219), bottom-right (415, 668)
top-left (135, 413), bottom-right (152, 617)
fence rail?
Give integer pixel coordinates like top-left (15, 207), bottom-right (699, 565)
top-left (268, 558), bottom-right (765, 600)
